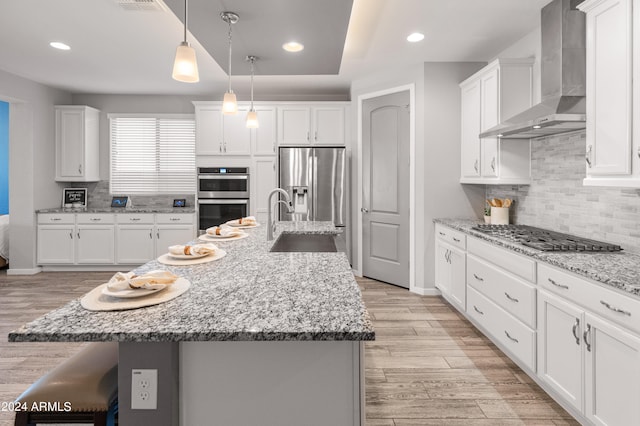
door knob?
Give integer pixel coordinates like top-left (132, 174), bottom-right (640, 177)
top-left (361, 207), bottom-right (369, 213)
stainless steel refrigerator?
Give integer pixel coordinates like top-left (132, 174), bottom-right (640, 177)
top-left (278, 147), bottom-right (346, 227)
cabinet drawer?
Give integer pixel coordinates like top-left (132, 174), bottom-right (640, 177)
top-left (538, 263), bottom-right (640, 335)
top-left (117, 213), bottom-right (154, 224)
top-left (467, 254), bottom-right (536, 328)
top-left (467, 286), bottom-right (536, 371)
top-left (76, 214), bottom-right (115, 224)
top-left (156, 213), bottom-right (194, 224)
top-left (435, 224), bottom-right (466, 250)
top-left (468, 237), bottom-right (536, 282)
top-left (38, 213), bottom-right (75, 224)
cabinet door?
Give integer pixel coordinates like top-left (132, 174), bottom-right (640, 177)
top-left (460, 81), bottom-right (482, 178)
top-left (537, 290), bottom-right (584, 412)
top-left (480, 68), bottom-right (499, 178)
top-left (584, 313), bottom-right (640, 426)
top-left (434, 242), bottom-right (451, 296)
top-left (116, 225), bottom-right (155, 264)
top-left (251, 157), bottom-right (277, 224)
top-left (223, 109), bottom-right (251, 155)
top-left (37, 225), bottom-right (75, 264)
top-left (195, 106), bottom-right (224, 155)
top-left (155, 225), bottom-right (195, 257)
top-left (481, 139), bottom-right (498, 178)
top-left (278, 107), bottom-right (311, 145)
top-left (57, 108), bottom-right (85, 179)
top-left (252, 107), bottom-right (277, 155)
top-left (313, 107), bottom-right (345, 145)
top-left (584, 0), bottom-right (633, 176)
top-left (448, 246), bottom-right (466, 312)
top-left (76, 225), bottom-right (115, 264)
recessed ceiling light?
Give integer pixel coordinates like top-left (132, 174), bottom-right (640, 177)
top-left (532, 125), bottom-right (542, 129)
top-left (407, 32), bottom-right (424, 43)
top-left (282, 41), bottom-right (304, 52)
top-left (49, 41), bottom-right (71, 51)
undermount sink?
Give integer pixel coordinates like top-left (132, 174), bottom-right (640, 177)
top-left (270, 233), bottom-right (337, 253)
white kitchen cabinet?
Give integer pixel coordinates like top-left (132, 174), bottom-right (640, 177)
top-left (459, 59), bottom-right (534, 184)
top-left (116, 225), bottom-right (154, 264)
top-left (251, 157), bottom-right (277, 224)
top-left (55, 106), bottom-right (100, 182)
top-left (580, 0), bottom-right (640, 187)
top-left (37, 225), bottom-right (75, 264)
top-left (277, 105), bottom-right (347, 146)
top-left (251, 107), bottom-right (277, 156)
top-left (155, 225), bottom-right (194, 258)
top-left (434, 225), bottom-right (466, 311)
top-left (194, 103), bottom-right (251, 155)
top-left (76, 224), bottom-right (115, 264)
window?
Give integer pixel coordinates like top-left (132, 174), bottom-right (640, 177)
top-left (110, 115), bottom-right (195, 194)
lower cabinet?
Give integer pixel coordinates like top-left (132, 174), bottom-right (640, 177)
top-left (76, 224), bottom-right (115, 264)
top-left (37, 225), bottom-right (75, 264)
top-left (116, 225), bottom-right (155, 264)
top-left (538, 289), bottom-right (640, 426)
top-left (434, 225), bottom-right (466, 312)
top-left (155, 225), bottom-right (194, 258)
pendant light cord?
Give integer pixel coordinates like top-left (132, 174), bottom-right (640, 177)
top-left (250, 58), bottom-right (255, 110)
top-left (227, 20), bottom-right (233, 92)
top-left (183, 0), bottom-right (188, 42)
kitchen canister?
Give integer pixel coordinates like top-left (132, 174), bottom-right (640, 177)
top-left (491, 206), bottom-right (509, 225)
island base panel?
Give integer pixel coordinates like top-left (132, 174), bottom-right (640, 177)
top-left (180, 341), bottom-right (363, 426)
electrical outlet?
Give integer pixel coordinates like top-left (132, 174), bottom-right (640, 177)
top-left (131, 369), bottom-right (157, 409)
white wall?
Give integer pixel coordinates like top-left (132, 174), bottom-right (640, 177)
top-left (0, 69), bottom-right (72, 272)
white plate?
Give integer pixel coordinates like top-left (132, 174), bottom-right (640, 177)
top-left (225, 219), bottom-right (260, 228)
top-left (199, 232), bottom-right (248, 241)
top-left (157, 249), bottom-right (226, 266)
top-left (101, 285), bottom-right (167, 299)
top-left (168, 252), bottom-right (209, 260)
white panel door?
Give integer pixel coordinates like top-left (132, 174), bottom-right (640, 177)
top-left (362, 91), bottom-right (410, 288)
top-left (448, 246), bottom-right (466, 311)
top-left (460, 80), bottom-right (482, 178)
top-left (251, 157), bottom-right (277, 224)
top-left (278, 107), bottom-right (311, 145)
top-left (76, 225), bottom-right (115, 264)
top-left (585, 0), bottom-right (633, 176)
top-left (37, 226), bottom-right (75, 264)
top-left (434, 242), bottom-right (451, 295)
top-left (223, 109), bottom-right (251, 155)
top-left (313, 107), bottom-right (345, 145)
top-left (195, 106), bottom-right (224, 155)
top-left (57, 108), bottom-right (84, 178)
top-left (480, 68), bottom-right (499, 178)
top-left (116, 225), bottom-right (155, 264)
top-left (537, 290), bottom-right (584, 412)
top-left (585, 313), bottom-right (640, 426)
top-left (252, 107), bottom-right (277, 155)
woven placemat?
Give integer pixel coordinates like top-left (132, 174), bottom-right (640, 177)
top-left (80, 278), bottom-right (191, 311)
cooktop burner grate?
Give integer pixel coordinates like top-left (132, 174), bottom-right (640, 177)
top-left (471, 224), bottom-right (622, 252)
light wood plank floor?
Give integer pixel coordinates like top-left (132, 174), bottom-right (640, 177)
top-left (0, 271), bottom-right (579, 425)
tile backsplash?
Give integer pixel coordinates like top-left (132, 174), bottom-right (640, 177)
top-left (68, 180), bottom-right (195, 209)
top-left (486, 131), bottom-right (640, 253)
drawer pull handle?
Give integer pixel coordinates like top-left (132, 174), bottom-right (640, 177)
top-left (504, 330), bottom-right (519, 343)
top-left (170, 218), bottom-right (180, 221)
top-left (452, 237), bottom-right (461, 243)
top-left (600, 300), bottom-right (631, 316)
top-left (583, 324), bottom-right (591, 352)
top-left (473, 273), bottom-right (484, 282)
top-left (69, 232), bottom-right (73, 239)
top-left (77, 232), bottom-right (80, 239)
top-left (149, 231), bottom-right (153, 239)
top-left (504, 292), bottom-right (519, 303)
top-left (438, 231), bottom-right (446, 236)
top-left (51, 218), bottom-right (62, 221)
top-left (90, 218), bottom-right (101, 221)
top-left (572, 318), bottom-right (580, 345)
top-left (473, 305), bottom-right (484, 315)
top-left (131, 218), bottom-right (141, 221)
top-left (548, 278), bottom-right (569, 289)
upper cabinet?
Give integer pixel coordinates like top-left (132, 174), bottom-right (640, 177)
top-left (277, 104), bottom-right (347, 146)
top-left (193, 103), bottom-right (251, 156)
top-left (251, 107), bottom-right (277, 156)
top-left (55, 106), bottom-right (100, 182)
top-left (459, 59), bottom-right (534, 185)
top-left (579, 0), bottom-right (640, 187)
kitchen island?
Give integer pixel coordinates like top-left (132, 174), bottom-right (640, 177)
top-left (10, 221), bottom-right (374, 426)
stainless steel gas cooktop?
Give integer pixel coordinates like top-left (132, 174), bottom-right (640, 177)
top-left (472, 224), bottom-right (622, 252)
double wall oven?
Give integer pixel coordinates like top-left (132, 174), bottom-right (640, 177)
top-left (197, 167), bottom-right (249, 231)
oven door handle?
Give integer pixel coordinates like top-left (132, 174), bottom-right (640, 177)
top-left (197, 199), bottom-right (249, 205)
top-left (198, 175), bottom-right (248, 180)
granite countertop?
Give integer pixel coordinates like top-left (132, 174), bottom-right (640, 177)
top-left (37, 207), bottom-right (196, 214)
top-left (9, 221), bottom-right (374, 343)
top-left (435, 218), bottom-right (640, 299)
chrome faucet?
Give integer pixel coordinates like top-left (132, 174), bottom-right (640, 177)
top-left (267, 188), bottom-right (294, 241)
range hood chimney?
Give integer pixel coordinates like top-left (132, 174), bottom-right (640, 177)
top-left (480, 0), bottom-right (586, 139)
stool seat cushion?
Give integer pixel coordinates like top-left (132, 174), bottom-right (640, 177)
top-left (16, 342), bottom-right (118, 412)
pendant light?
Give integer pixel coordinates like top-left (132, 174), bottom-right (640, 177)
top-left (172, 0), bottom-right (199, 83)
top-left (221, 12), bottom-right (239, 115)
top-left (246, 56), bottom-right (259, 128)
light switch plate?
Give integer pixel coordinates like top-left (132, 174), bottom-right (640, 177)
top-left (131, 368), bottom-right (157, 410)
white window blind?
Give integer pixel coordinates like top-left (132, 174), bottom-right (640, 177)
top-left (110, 116), bottom-right (195, 194)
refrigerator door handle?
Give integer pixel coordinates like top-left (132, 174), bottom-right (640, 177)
top-left (312, 150), bottom-right (318, 220)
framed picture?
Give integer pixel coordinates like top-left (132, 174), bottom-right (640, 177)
top-left (62, 188), bottom-right (87, 209)
top-left (173, 199), bottom-right (186, 208)
top-left (111, 196), bottom-right (129, 208)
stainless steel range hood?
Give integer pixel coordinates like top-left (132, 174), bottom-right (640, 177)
top-left (480, 0), bottom-right (586, 139)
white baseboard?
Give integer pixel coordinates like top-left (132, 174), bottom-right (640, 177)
top-left (7, 267), bottom-right (42, 275)
top-left (41, 265), bottom-right (138, 272)
top-left (410, 286), bottom-right (441, 296)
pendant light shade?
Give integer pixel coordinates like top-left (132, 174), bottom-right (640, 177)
top-left (221, 12), bottom-right (239, 115)
top-left (172, 0), bottom-right (199, 83)
top-left (246, 55), bottom-right (259, 128)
